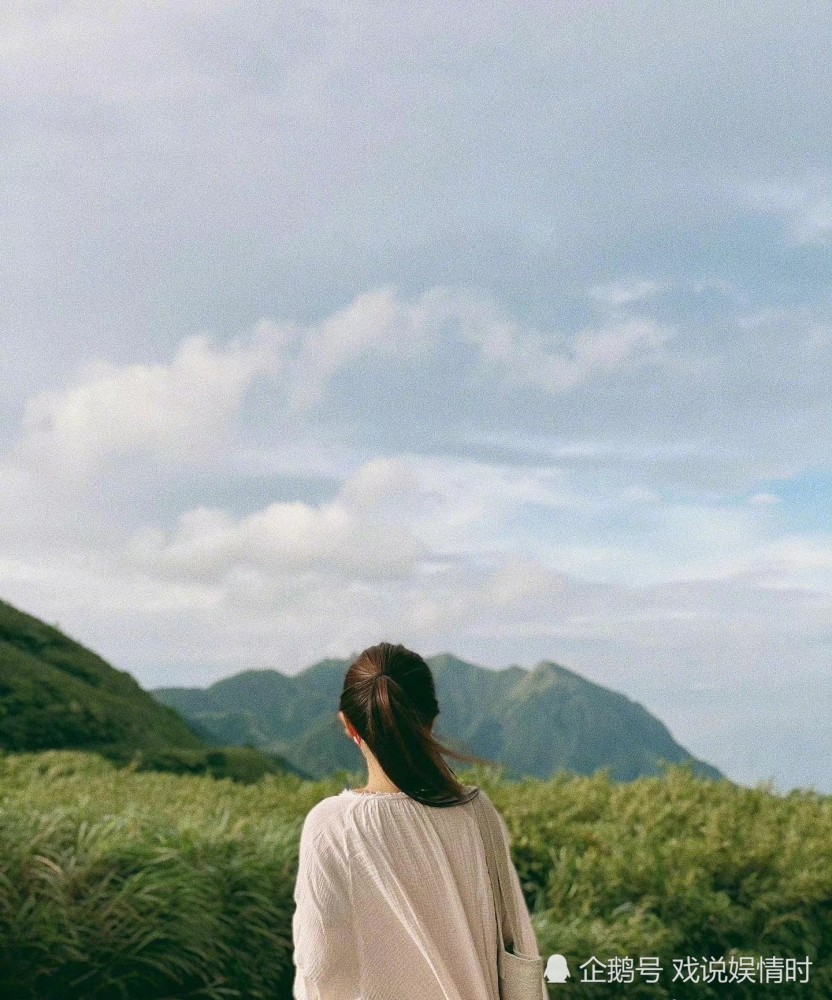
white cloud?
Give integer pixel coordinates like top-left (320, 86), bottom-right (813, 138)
top-left (588, 279), bottom-right (659, 307)
top-left (18, 322), bottom-right (291, 474)
top-left (286, 286), bottom-right (675, 409)
top-left (111, 450), bottom-right (816, 600)
top-left (287, 287), bottom-right (442, 411)
top-left (125, 457), bottom-right (426, 583)
top-left (452, 295), bottom-right (675, 392)
top-left (745, 179), bottom-right (832, 247)
top-left (338, 454), bottom-right (420, 508)
top-left (749, 492), bottom-right (780, 505)
top-left (8, 287), bottom-right (680, 485)
top-left (750, 536), bottom-right (832, 592)
top-left (623, 485), bottom-right (660, 503)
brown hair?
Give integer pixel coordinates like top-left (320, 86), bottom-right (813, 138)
top-left (339, 642), bottom-right (491, 807)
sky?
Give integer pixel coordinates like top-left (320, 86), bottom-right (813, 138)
top-left (1, 2), bottom-right (830, 793)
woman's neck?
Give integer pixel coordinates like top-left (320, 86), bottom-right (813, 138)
top-left (358, 755), bottom-right (400, 793)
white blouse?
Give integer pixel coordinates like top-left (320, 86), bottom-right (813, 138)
top-left (291, 784), bottom-right (545, 1000)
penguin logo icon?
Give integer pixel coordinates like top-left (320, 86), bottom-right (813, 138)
top-left (544, 954), bottom-right (571, 984)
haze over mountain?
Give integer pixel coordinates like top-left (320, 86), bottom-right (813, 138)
top-left (153, 653), bottom-right (724, 783)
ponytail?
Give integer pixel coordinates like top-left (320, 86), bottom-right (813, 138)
top-left (339, 643), bottom-right (489, 807)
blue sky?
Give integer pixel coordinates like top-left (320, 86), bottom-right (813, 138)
top-left (1, 2), bottom-right (830, 792)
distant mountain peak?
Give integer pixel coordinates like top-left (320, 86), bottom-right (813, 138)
top-left (428, 652), bottom-right (487, 672)
top-left (152, 649), bottom-right (725, 784)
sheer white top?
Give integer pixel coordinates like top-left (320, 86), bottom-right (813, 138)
top-left (291, 784), bottom-right (543, 1000)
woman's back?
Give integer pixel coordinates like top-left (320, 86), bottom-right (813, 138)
top-left (292, 784), bottom-right (543, 1000)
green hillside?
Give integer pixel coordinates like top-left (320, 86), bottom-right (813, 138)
top-left (0, 599), bottom-right (302, 782)
top-left (153, 652), bottom-right (724, 782)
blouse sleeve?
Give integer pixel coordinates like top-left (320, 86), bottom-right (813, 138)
top-left (292, 803), bottom-right (358, 1000)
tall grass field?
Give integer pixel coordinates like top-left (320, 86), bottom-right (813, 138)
top-left (1, 750), bottom-right (830, 998)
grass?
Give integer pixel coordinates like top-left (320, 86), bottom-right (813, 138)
top-left (1, 750), bottom-right (830, 998)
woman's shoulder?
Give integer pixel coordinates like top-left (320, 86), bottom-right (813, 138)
top-left (297, 794), bottom-right (354, 867)
top-left (301, 793), bottom-right (352, 834)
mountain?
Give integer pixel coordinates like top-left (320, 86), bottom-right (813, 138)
top-left (153, 652), bottom-right (724, 782)
top-left (0, 599), bottom-right (302, 782)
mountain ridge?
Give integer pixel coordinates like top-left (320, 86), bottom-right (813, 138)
top-left (152, 651), bottom-right (724, 783)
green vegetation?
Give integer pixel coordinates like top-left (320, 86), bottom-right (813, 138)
top-left (1, 751), bottom-right (829, 999)
top-left (105, 744), bottom-right (306, 784)
top-left (0, 599), bottom-right (302, 783)
top-left (0, 598), bottom-right (205, 755)
top-left (153, 653), bottom-right (724, 783)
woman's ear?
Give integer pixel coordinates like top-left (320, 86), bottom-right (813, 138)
top-left (338, 710), bottom-right (355, 739)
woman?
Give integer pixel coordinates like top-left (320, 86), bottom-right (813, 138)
top-left (291, 642), bottom-right (546, 1000)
